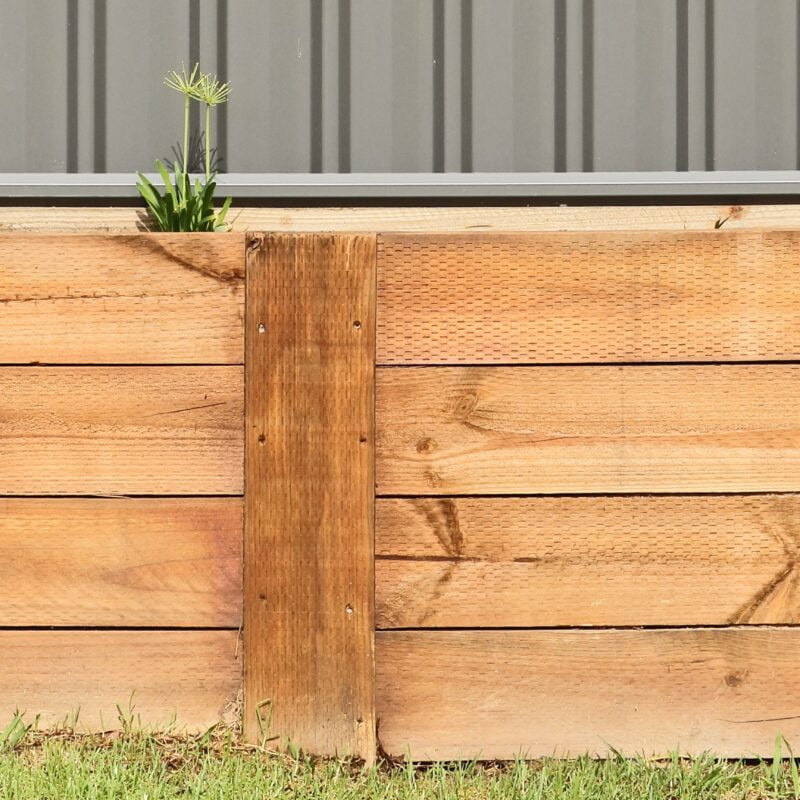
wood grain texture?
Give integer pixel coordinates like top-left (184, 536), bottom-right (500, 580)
top-left (0, 367), bottom-right (243, 495)
top-left (244, 233), bottom-right (376, 757)
top-left (1, 204), bottom-right (797, 233)
top-left (377, 231), bottom-right (800, 364)
top-left (376, 628), bottom-right (800, 759)
top-left (0, 498), bottom-right (242, 627)
top-left (376, 496), bottom-right (800, 628)
top-left (376, 365), bottom-right (800, 495)
top-left (0, 234), bottom-right (244, 364)
top-left (0, 630), bottom-right (241, 731)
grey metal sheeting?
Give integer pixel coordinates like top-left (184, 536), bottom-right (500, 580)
top-left (2, 0), bottom-right (800, 183)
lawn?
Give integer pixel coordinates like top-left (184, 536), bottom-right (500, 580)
top-left (2, 719), bottom-right (800, 799)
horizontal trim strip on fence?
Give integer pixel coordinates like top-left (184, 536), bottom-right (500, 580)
top-left (3, 173), bottom-right (800, 199)
top-left (375, 495), bottom-right (800, 628)
top-left (0, 498), bottom-right (242, 627)
top-left (0, 367), bottom-right (243, 495)
top-left (376, 365), bottom-right (800, 495)
top-left (0, 630), bottom-right (240, 732)
top-left (376, 628), bottom-right (800, 760)
top-left (376, 231), bottom-right (800, 364)
top-left (0, 234), bottom-right (244, 365)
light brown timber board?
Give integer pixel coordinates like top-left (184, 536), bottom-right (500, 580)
top-left (244, 233), bottom-right (376, 757)
top-left (0, 366), bottom-right (243, 495)
top-left (0, 498), bottom-right (242, 627)
top-left (376, 628), bottom-right (800, 759)
top-left (2, 204), bottom-right (800, 233)
top-left (376, 496), bottom-right (800, 628)
top-left (0, 630), bottom-right (241, 731)
top-left (376, 231), bottom-right (800, 364)
top-left (0, 234), bottom-right (244, 364)
top-left (376, 365), bottom-right (800, 495)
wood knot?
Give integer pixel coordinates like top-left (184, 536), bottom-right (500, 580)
top-left (424, 469), bottom-right (442, 488)
top-left (450, 391), bottom-right (478, 421)
top-left (416, 437), bottom-right (436, 453)
top-left (725, 670), bottom-right (748, 688)
top-left (246, 237), bottom-right (263, 255)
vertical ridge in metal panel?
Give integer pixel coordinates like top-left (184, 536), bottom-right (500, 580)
top-left (581, 0), bottom-right (593, 172)
top-left (704, 0), bottom-right (714, 171)
top-left (676, 0), bottom-right (689, 171)
top-left (554, 0), bottom-right (567, 173)
top-left (216, 0), bottom-right (228, 170)
top-left (338, 0), bottom-right (351, 173)
top-left (92, 0), bottom-right (106, 172)
top-left (460, 0), bottom-right (472, 172)
top-left (433, 0), bottom-right (445, 173)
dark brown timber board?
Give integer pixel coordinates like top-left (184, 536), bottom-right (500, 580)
top-left (244, 233), bottom-right (376, 757)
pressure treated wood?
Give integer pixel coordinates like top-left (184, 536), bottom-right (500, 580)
top-left (376, 365), bottom-right (800, 495)
top-left (2, 203), bottom-right (798, 233)
top-left (376, 628), bottom-right (800, 759)
top-left (244, 233), bottom-right (376, 757)
top-left (0, 367), bottom-right (243, 495)
top-left (377, 231), bottom-right (800, 364)
top-left (376, 496), bottom-right (800, 628)
top-left (0, 498), bottom-right (242, 627)
top-left (0, 630), bottom-right (241, 731)
top-left (0, 234), bottom-right (244, 364)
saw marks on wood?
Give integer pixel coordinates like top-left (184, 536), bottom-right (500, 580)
top-left (376, 365), bottom-right (800, 495)
top-left (0, 234), bottom-right (245, 364)
top-left (0, 366), bottom-right (243, 495)
top-left (376, 628), bottom-right (800, 759)
top-left (377, 231), bottom-right (800, 364)
top-left (376, 496), bottom-right (800, 628)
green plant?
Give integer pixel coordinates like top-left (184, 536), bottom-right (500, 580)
top-left (136, 63), bottom-right (232, 232)
top-left (0, 712), bottom-right (32, 753)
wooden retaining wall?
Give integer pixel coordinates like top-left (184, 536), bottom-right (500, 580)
top-left (3, 211), bottom-right (800, 759)
top-left (0, 234), bottom-right (244, 730)
top-left (369, 231), bottom-right (800, 760)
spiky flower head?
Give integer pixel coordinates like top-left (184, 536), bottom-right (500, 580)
top-left (164, 63), bottom-right (201, 99)
top-left (196, 72), bottom-right (231, 107)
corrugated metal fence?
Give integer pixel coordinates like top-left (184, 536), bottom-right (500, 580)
top-left (2, 0), bottom-right (799, 174)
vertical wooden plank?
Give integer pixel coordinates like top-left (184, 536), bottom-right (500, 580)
top-left (244, 233), bottom-right (376, 759)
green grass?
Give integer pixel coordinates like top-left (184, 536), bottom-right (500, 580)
top-left (2, 720), bottom-right (800, 799)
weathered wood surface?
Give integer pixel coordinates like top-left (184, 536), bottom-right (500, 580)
top-left (0, 498), bottom-right (242, 627)
top-left (376, 231), bottom-right (800, 364)
top-left (376, 628), bottom-right (800, 759)
top-left (1, 204), bottom-right (798, 233)
top-left (376, 496), bottom-right (800, 628)
top-left (376, 365), bottom-right (800, 495)
top-left (0, 234), bottom-right (244, 364)
top-left (244, 233), bottom-right (376, 757)
top-left (0, 630), bottom-right (241, 731)
top-left (0, 367), bottom-right (243, 495)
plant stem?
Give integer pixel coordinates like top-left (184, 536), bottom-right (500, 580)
top-left (205, 102), bottom-right (211, 182)
top-left (183, 93), bottom-right (190, 174)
